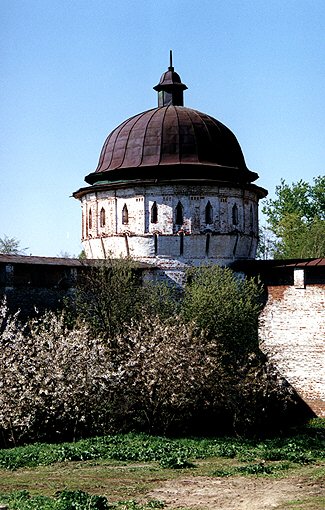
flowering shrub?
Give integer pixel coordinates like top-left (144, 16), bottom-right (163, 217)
top-left (0, 263), bottom-right (307, 445)
top-left (103, 316), bottom-right (235, 434)
top-left (0, 299), bottom-right (114, 445)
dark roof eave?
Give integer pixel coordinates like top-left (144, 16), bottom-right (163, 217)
top-left (230, 257), bottom-right (325, 272)
top-left (73, 178), bottom-right (268, 200)
top-left (0, 254), bottom-right (155, 269)
top-left (85, 162), bottom-right (260, 185)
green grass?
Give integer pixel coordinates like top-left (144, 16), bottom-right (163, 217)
top-left (0, 419), bottom-right (323, 509)
top-left (0, 490), bottom-right (166, 509)
top-left (278, 496), bottom-right (325, 510)
top-left (0, 419), bottom-right (324, 471)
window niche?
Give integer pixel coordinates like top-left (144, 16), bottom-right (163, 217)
top-left (205, 233), bottom-right (210, 256)
top-left (122, 204), bottom-right (129, 225)
top-left (100, 207), bottom-right (106, 228)
top-left (154, 233), bottom-right (158, 255)
top-left (205, 201), bottom-right (213, 224)
top-left (179, 232), bottom-right (184, 256)
top-left (175, 201), bottom-right (184, 225)
top-left (232, 203), bottom-right (238, 226)
top-left (88, 208), bottom-right (92, 230)
top-left (151, 201), bottom-right (158, 223)
top-left (249, 204), bottom-right (254, 230)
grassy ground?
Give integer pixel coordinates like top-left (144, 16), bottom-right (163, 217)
top-left (0, 419), bottom-right (324, 509)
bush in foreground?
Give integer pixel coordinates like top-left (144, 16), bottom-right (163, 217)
top-left (0, 264), bottom-right (311, 445)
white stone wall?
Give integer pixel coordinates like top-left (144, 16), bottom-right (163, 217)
top-left (259, 277), bottom-right (325, 417)
top-left (80, 184), bottom-right (259, 266)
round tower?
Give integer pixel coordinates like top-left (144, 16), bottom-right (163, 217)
top-left (73, 56), bottom-right (267, 277)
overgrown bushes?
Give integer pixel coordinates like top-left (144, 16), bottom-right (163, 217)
top-left (0, 262), bottom-right (309, 446)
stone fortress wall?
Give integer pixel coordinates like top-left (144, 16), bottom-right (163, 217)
top-left (259, 267), bottom-right (325, 417)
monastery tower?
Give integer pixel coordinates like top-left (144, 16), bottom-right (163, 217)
top-left (73, 55), bottom-right (267, 277)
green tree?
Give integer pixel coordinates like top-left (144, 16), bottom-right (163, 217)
top-left (0, 235), bottom-right (28, 255)
top-left (262, 176), bottom-right (325, 258)
top-left (181, 265), bottom-right (263, 354)
top-left (256, 225), bottom-right (277, 260)
top-left (73, 257), bottom-right (142, 339)
top-left (72, 257), bottom-right (179, 339)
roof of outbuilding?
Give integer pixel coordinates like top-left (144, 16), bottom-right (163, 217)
top-left (230, 258), bottom-right (325, 272)
top-left (0, 254), bottom-right (153, 269)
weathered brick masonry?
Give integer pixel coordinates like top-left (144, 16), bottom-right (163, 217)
top-left (231, 259), bottom-right (325, 417)
top-left (259, 269), bottom-right (325, 417)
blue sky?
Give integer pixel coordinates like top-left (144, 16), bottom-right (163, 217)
top-left (1, 0), bottom-right (324, 257)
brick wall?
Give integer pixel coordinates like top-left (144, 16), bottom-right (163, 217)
top-left (259, 273), bottom-right (325, 417)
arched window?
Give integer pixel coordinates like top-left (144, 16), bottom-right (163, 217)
top-left (175, 201), bottom-right (184, 225)
top-left (151, 201), bottom-right (158, 223)
top-left (249, 205), bottom-right (254, 230)
top-left (122, 204), bottom-right (129, 225)
top-left (100, 207), bottom-right (106, 228)
top-left (205, 201), bottom-right (213, 224)
top-left (88, 208), bottom-right (92, 230)
top-left (232, 204), bottom-right (238, 226)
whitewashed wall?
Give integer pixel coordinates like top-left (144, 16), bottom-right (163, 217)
top-left (259, 271), bottom-right (325, 417)
top-left (80, 184), bottom-right (259, 267)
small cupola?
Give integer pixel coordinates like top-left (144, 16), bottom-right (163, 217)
top-left (153, 50), bottom-right (187, 107)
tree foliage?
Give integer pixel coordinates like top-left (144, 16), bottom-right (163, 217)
top-left (262, 176), bottom-right (325, 258)
top-left (73, 258), bottom-right (180, 339)
top-left (0, 235), bottom-right (27, 255)
top-left (182, 265), bottom-right (263, 354)
top-left (73, 258), bottom-right (142, 338)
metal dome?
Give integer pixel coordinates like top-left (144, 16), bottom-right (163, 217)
top-left (85, 106), bottom-right (258, 185)
top-left (84, 55), bottom-right (259, 186)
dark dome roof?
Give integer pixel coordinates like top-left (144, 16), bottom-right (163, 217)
top-left (85, 105), bottom-right (258, 185)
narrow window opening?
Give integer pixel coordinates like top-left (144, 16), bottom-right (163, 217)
top-left (100, 207), bottom-right (106, 228)
top-left (151, 201), bottom-right (158, 223)
top-left (175, 201), bottom-right (184, 225)
top-left (154, 233), bottom-right (158, 255)
top-left (205, 233), bottom-right (210, 256)
top-left (122, 204), bottom-right (129, 225)
top-left (179, 232), bottom-right (184, 256)
top-left (249, 205), bottom-right (254, 230)
top-left (205, 201), bottom-right (213, 224)
top-left (232, 204), bottom-right (238, 226)
top-left (88, 208), bottom-right (92, 230)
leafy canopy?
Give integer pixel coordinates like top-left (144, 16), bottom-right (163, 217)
top-left (73, 258), bottom-right (179, 339)
top-left (262, 176), bottom-right (325, 258)
top-left (0, 235), bottom-right (28, 255)
top-left (181, 265), bottom-right (263, 354)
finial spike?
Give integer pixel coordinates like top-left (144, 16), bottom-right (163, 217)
top-left (153, 53), bottom-right (187, 106)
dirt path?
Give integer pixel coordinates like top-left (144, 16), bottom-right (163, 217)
top-left (148, 475), bottom-right (324, 509)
